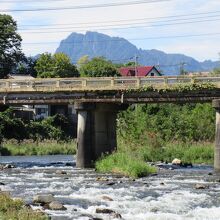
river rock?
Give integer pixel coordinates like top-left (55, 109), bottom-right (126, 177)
top-left (106, 182), bottom-right (115, 186)
top-left (33, 194), bottom-right (55, 204)
top-left (101, 196), bottom-right (113, 201)
top-left (96, 208), bottom-right (122, 218)
top-left (48, 201), bottom-right (67, 210)
top-left (55, 170), bottom-right (67, 175)
top-left (195, 183), bottom-right (208, 189)
top-left (172, 158), bottom-right (182, 165)
top-left (80, 214), bottom-right (103, 220)
top-left (96, 177), bottom-right (109, 182)
top-left (0, 164), bottom-right (15, 170)
top-left (0, 191), bottom-right (10, 196)
top-left (112, 213), bottom-right (122, 219)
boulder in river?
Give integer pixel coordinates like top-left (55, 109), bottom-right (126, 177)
top-left (0, 191), bottom-right (10, 196)
top-left (33, 194), bottom-right (55, 204)
top-left (195, 183), bottom-right (208, 189)
top-left (0, 164), bottom-right (15, 170)
top-left (172, 158), bottom-right (182, 165)
top-left (101, 196), bottom-right (113, 201)
top-left (55, 170), bottom-right (67, 175)
top-left (96, 177), bottom-right (109, 182)
top-left (96, 208), bottom-right (122, 218)
top-left (48, 201), bottom-right (67, 210)
top-left (80, 214), bottom-right (103, 220)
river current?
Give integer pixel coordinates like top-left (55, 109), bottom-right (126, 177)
top-left (0, 155), bottom-right (220, 220)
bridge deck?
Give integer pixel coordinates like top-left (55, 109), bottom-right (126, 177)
top-left (1, 76), bottom-right (220, 92)
top-left (1, 76), bottom-right (220, 104)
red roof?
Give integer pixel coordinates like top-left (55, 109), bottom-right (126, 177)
top-left (119, 66), bottom-right (160, 77)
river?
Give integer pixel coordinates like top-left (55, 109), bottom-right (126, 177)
top-left (0, 155), bottom-right (220, 220)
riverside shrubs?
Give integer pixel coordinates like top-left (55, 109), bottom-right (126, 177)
top-left (0, 109), bottom-right (76, 156)
top-left (95, 152), bottom-right (157, 178)
top-left (1, 139), bottom-right (76, 156)
top-left (96, 103), bottom-right (215, 177)
top-left (0, 109), bottom-right (73, 143)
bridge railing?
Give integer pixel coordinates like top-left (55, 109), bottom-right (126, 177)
top-left (0, 76), bottom-right (220, 92)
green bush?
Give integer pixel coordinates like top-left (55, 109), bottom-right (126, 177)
top-left (0, 110), bottom-right (73, 142)
top-left (96, 152), bottom-right (157, 178)
top-left (118, 103), bottom-right (215, 143)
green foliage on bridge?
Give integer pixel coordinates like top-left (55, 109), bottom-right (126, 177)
top-left (0, 14), bottom-right (24, 78)
top-left (79, 57), bottom-right (120, 77)
top-left (35, 53), bottom-right (79, 78)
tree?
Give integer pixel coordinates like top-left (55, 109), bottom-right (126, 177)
top-left (124, 61), bottom-right (137, 67)
top-left (79, 57), bottom-right (119, 77)
top-left (213, 68), bottom-right (220, 75)
top-left (35, 53), bottom-right (79, 78)
top-left (16, 57), bottom-right (37, 77)
top-left (77, 55), bottom-right (89, 68)
top-left (0, 14), bottom-right (24, 78)
top-left (212, 53), bottom-right (220, 75)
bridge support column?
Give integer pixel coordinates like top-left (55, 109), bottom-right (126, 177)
top-left (213, 100), bottom-right (220, 171)
top-left (74, 103), bottom-right (127, 168)
top-left (75, 103), bottom-right (95, 168)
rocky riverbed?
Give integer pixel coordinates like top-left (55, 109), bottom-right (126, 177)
top-left (0, 155), bottom-right (220, 220)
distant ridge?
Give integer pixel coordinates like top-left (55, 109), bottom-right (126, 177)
top-left (56, 31), bottom-right (219, 75)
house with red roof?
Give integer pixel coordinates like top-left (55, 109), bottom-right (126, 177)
top-left (119, 66), bottom-right (161, 77)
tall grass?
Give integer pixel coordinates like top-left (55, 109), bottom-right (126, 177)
top-left (95, 137), bottom-right (214, 178)
top-left (119, 137), bottom-right (214, 164)
top-left (96, 152), bottom-right (157, 178)
top-left (0, 194), bottom-right (48, 220)
top-left (0, 139), bottom-right (76, 156)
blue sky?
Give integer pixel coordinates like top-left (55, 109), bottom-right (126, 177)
top-left (1, 0), bottom-right (220, 62)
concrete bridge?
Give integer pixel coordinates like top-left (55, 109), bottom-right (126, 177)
top-left (1, 76), bottom-right (220, 170)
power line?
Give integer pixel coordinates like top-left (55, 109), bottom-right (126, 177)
top-left (1, 0), bottom-right (70, 2)
top-left (0, 0), bottom-right (171, 12)
top-left (18, 10), bottom-right (220, 28)
top-left (21, 32), bottom-right (220, 45)
top-left (18, 17), bottom-right (220, 33)
top-left (19, 16), bottom-right (220, 31)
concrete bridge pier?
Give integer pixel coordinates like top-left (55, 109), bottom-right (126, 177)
top-left (213, 100), bottom-right (220, 171)
top-left (74, 103), bottom-right (127, 168)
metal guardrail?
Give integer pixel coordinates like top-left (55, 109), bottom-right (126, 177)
top-left (0, 76), bottom-right (220, 92)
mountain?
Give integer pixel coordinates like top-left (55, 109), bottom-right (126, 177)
top-left (56, 31), bottom-right (219, 75)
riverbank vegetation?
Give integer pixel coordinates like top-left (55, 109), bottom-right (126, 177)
top-left (96, 152), bottom-right (157, 178)
top-left (0, 193), bottom-right (48, 220)
top-left (0, 109), bottom-right (76, 156)
top-left (0, 139), bottom-right (76, 156)
top-left (96, 103), bottom-right (215, 177)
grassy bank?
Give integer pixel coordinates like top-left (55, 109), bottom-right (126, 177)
top-left (0, 193), bottom-right (48, 220)
top-left (96, 103), bottom-right (215, 178)
top-left (96, 152), bottom-right (157, 178)
top-left (0, 139), bottom-right (76, 156)
top-left (95, 139), bottom-right (214, 178)
top-left (117, 138), bottom-right (214, 164)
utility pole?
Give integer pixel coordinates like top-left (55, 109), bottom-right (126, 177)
top-left (179, 62), bottom-right (186, 75)
top-left (134, 54), bottom-right (138, 77)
